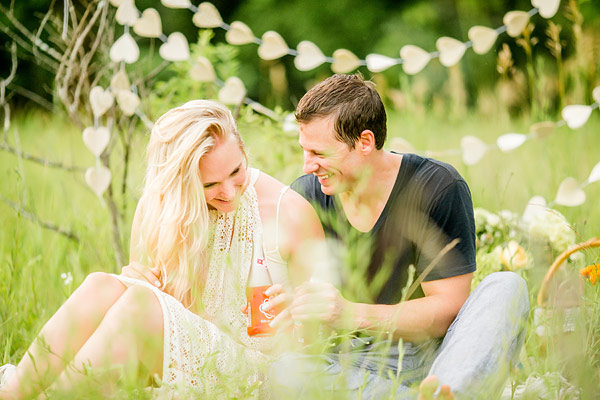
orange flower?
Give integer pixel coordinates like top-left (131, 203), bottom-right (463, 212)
top-left (580, 263), bottom-right (599, 285)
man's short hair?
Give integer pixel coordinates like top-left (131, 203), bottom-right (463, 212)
top-left (295, 73), bottom-right (387, 150)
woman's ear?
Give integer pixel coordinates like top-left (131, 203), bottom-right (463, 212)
top-left (358, 129), bottom-right (376, 154)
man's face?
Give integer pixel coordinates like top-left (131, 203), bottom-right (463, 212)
top-left (298, 116), bottom-right (361, 196)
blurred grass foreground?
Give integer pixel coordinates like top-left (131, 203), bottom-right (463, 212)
top-left (1, 0), bottom-right (600, 398)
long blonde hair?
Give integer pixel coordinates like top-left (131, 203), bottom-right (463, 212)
top-left (133, 100), bottom-right (245, 309)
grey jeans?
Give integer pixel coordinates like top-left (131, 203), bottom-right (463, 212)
top-left (268, 271), bottom-right (530, 399)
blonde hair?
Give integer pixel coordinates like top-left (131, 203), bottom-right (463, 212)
top-left (134, 100), bottom-right (245, 309)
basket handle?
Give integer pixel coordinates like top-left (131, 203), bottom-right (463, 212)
top-left (537, 237), bottom-right (600, 307)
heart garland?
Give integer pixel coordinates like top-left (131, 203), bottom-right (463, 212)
top-left (159, 33), bottom-right (190, 62)
top-left (294, 41), bottom-right (326, 71)
top-left (85, 166), bottom-right (112, 198)
top-left (400, 45), bottom-right (431, 75)
top-left (83, 127), bottom-right (110, 157)
top-left (110, 33), bottom-right (139, 64)
top-left (89, 86), bottom-right (114, 117)
top-left (258, 31), bottom-right (288, 61)
top-left (133, 8), bottom-right (162, 38)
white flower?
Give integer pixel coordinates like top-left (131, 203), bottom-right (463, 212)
top-left (60, 272), bottom-right (73, 286)
top-left (525, 209), bottom-right (575, 254)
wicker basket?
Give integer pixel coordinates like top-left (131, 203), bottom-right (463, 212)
top-left (537, 237), bottom-right (600, 307)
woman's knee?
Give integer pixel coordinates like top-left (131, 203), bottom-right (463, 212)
top-left (79, 272), bottom-right (125, 298)
top-left (105, 285), bottom-right (163, 336)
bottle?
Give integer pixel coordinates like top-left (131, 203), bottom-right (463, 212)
top-left (246, 240), bottom-right (280, 337)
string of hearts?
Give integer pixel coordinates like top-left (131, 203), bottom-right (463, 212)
top-left (92, 0), bottom-right (593, 210)
top-left (107, 0), bottom-right (561, 75)
top-left (389, 91), bottom-right (599, 208)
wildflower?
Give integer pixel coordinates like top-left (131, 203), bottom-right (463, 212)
top-left (580, 263), bottom-right (599, 285)
top-left (499, 240), bottom-right (529, 270)
top-left (61, 272), bottom-right (73, 286)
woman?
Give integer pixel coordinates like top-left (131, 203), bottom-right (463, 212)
top-left (0, 100), bottom-right (324, 398)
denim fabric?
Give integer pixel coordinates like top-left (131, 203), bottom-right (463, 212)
top-left (268, 272), bottom-right (529, 399)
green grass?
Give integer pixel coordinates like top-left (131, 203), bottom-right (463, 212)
top-left (1, 106), bottom-right (599, 398)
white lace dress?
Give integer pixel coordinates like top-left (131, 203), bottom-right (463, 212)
top-left (113, 169), bottom-right (287, 396)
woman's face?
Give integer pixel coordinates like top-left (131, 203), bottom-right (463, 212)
top-left (199, 136), bottom-right (247, 213)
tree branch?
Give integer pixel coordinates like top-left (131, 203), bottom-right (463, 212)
top-left (0, 194), bottom-right (80, 243)
top-left (0, 142), bottom-right (87, 173)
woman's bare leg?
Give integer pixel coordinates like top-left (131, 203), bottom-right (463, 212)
top-left (0, 272), bottom-right (127, 399)
top-left (49, 284), bottom-right (164, 394)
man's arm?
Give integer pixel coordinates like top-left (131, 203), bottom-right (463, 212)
top-left (269, 273), bottom-right (472, 342)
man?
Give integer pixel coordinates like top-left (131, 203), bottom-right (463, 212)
top-left (265, 74), bottom-right (529, 399)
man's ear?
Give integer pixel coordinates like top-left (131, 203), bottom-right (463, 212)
top-left (357, 130), bottom-right (376, 154)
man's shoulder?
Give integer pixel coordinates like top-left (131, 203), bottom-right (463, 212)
top-left (405, 153), bottom-right (466, 187)
top-left (291, 174), bottom-right (321, 199)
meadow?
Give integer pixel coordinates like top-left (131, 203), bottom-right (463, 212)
top-left (1, 102), bottom-right (599, 398)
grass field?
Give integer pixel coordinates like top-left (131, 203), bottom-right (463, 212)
top-left (1, 105), bottom-right (599, 398)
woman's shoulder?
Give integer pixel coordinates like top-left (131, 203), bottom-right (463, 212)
top-left (254, 170), bottom-right (313, 212)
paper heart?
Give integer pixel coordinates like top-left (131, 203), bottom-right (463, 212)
top-left (503, 11), bottom-right (530, 37)
top-left (561, 104), bottom-right (592, 129)
top-left (400, 45), bottom-right (431, 75)
top-left (588, 161), bottom-right (600, 184)
top-left (258, 31), bottom-right (288, 61)
top-left (282, 114), bottom-right (298, 133)
top-left (497, 133), bottom-right (527, 152)
top-left (436, 37), bottom-right (467, 67)
top-left (218, 77), bottom-right (246, 105)
top-left (85, 166), bottom-right (112, 198)
top-left (530, 121), bottom-right (555, 139)
top-left (133, 8), bottom-right (162, 38)
top-left (532, 0), bottom-right (560, 18)
top-left (366, 54), bottom-right (398, 73)
top-left (115, 0), bottom-right (138, 26)
top-left (461, 136), bottom-right (487, 165)
top-left (592, 86), bottom-right (600, 104)
top-left (225, 21), bottom-right (255, 45)
top-left (116, 90), bottom-right (140, 116)
top-left (109, 32), bottom-right (139, 64)
top-left (294, 41), bottom-right (326, 71)
top-left (190, 56), bottom-right (216, 82)
top-left (555, 177), bottom-right (586, 207)
top-left (110, 69), bottom-right (130, 92)
top-left (331, 49), bottom-right (360, 74)
top-left (192, 2), bottom-right (223, 28)
top-left (83, 127), bottom-right (110, 157)
top-left (522, 195), bottom-right (547, 225)
top-left (159, 32), bottom-right (190, 62)
top-left (468, 26), bottom-right (498, 55)
top-left (89, 86), bottom-right (114, 117)
top-left (389, 137), bottom-right (415, 153)
top-left (160, 0), bottom-right (191, 9)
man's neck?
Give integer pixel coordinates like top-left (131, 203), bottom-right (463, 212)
top-left (338, 151), bottom-right (402, 232)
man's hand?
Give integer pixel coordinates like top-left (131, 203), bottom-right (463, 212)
top-left (121, 261), bottom-right (162, 289)
top-left (266, 281), bottom-right (350, 330)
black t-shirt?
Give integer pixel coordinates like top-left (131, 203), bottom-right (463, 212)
top-left (291, 153), bottom-right (476, 304)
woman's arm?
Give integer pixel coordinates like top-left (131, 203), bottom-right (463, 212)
top-left (276, 189), bottom-right (329, 286)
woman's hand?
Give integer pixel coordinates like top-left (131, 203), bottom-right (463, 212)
top-left (121, 261), bottom-right (163, 289)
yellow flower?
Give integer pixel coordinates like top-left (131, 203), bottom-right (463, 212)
top-left (499, 240), bottom-right (529, 270)
top-left (580, 263), bottom-right (599, 285)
